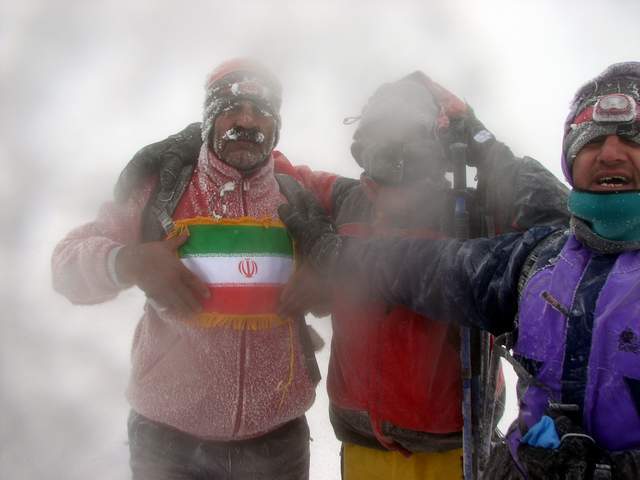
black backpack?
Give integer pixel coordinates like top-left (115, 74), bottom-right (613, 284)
top-left (114, 122), bottom-right (203, 241)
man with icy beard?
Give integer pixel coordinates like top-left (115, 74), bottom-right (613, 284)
top-left (51, 58), bottom-right (330, 480)
top-left (209, 99), bottom-right (276, 172)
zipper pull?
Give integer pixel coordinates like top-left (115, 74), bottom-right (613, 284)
top-left (220, 181), bottom-right (236, 197)
top-left (541, 291), bottom-right (570, 317)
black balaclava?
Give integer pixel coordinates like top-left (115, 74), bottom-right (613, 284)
top-left (350, 72), bottom-right (448, 186)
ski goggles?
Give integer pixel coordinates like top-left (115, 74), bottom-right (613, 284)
top-left (357, 138), bottom-right (446, 185)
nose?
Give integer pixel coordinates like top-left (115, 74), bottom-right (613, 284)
top-left (234, 102), bottom-right (256, 128)
top-left (597, 135), bottom-right (627, 164)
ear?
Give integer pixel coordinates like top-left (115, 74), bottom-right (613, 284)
top-left (272, 125), bottom-right (280, 149)
top-left (350, 141), bottom-right (365, 167)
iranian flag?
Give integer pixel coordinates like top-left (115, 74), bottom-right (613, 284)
top-left (175, 217), bottom-right (295, 328)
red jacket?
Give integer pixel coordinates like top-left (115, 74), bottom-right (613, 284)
top-left (326, 177), bottom-right (466, 452)
top-left (323, 142), bottom-right (570, 453)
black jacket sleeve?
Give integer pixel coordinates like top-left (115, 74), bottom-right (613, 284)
top-left (478, 142), bottom-right (570, 233)
top-left (335, 225), bottom-right (558, 336)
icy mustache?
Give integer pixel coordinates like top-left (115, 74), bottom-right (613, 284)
top-left (222, 127), bottom-right (265, 144)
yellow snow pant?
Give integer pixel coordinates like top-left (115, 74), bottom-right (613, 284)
top-left (342, 443), bottom-right (463, 480)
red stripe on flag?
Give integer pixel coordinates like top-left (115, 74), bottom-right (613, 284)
top-left (201, 285), bottom-right (282, 315)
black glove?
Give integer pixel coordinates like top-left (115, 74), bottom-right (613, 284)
top-left (518, 442), bottom-right (567, 480)
top-left (114, 122), bottom-right (203, 203)
top-left (439, 107), bottom-right (496, 168)
top-left (276, 174), bottom-right (341, 274)
top-left (518, 412), bottom-right (609, 480)
top-left (463, 107), bottom-right (496, 167)
top-left (610, 448), bottom-right (640, 479)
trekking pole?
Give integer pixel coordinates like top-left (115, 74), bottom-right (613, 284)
top-left (449, 141), bottom-right (476, 480)
top-left (477, 185), bottom-right (500, 478)
top-left (479, 333), bottom-right (507, 478)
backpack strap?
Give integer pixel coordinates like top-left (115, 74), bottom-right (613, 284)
top-left (479, 228), bottom-right (569, 471)
top-left (142, 157), bottom-right (195, 241)
top-left (517, 228), bottom-right (568, 298)
top-left (113, 123), bottom-right (203, 241)
top-left (275, 173), bottom-right (324, 385)
top-left (506, 227), bottom-right (568, 388)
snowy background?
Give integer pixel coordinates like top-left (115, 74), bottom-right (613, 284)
top-left (2, 0), bottom-right (640, 478)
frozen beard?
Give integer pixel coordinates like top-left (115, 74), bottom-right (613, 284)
top-left (212, 124), bottom-right (274, 171)
top-left (202, 63), bottom-right (282, 172)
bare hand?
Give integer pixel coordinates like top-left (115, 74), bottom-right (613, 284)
top-left (116, 233), bottom-right (210, 316)
top-left (278, 263), bottom-right (331, 319)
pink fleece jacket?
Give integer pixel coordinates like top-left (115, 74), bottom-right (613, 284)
top-left (52, 146), bottom-right (333, 440)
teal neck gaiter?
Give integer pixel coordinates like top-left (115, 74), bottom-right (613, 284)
top-left (568, 189), bottom-right (640, 241)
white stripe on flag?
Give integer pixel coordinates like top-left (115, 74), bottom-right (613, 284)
top-left (181, 255), bottom-right (294, 285)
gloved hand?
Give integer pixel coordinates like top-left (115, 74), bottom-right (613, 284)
top-left (551, 414), bottom-right (593, 480)
top-left (610, 448), bottom-right (640, 479)
top-left (114, 122), bottom-right (202, 203)
top-left (461, 107), bottom-right (496, 167)
top-left (439, 107), bottom-right (496, 168)
top-left (276, 174), bottom-right (341, 274)
top-left (115, 233), bottom-right (210, 317)
top-left (278, 261), bottom-right (332, 319)
top-left (392, 71), bottom-right (496, 168)
top-left (518, 411), bottom-right (605, 480)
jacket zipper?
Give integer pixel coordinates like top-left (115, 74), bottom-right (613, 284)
top-left (232, 179), bottom-right (251, 436)
top-left (241, 179), bottom-right (249, 215)
top-left (233, 327), bottom-right (247, 436)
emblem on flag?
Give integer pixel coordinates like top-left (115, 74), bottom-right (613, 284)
top-left (238, 258), bottom-right (258, 278)
top-left (172, 216), bottom-right (295, 329)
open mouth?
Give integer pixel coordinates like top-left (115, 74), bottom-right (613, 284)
top-left (222, 128), bottom-right (265, 144)
top-left (596, 175), bottom-right (631, 188)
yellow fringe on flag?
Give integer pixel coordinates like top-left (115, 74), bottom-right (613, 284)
top-left (192, 313), bottom-right (288, 330)
top-left (167, 215), bottom-right (299, 267)
top-left (167, 216), bottom-right (286, 240)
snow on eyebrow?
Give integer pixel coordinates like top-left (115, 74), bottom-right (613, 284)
top-left (230, 82), bottom-right (242, 96)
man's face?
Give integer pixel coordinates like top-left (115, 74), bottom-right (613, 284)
top-left (353, 80), bottom-right (446, 186)
top-left (355, 112), bottom-right (445, 185)
top-left (572, 134), bottom-right (640, 191)
top-left (211, 99), bottom-right (277, 171)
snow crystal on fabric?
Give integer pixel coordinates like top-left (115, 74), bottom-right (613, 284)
top-left (53, 144), bottom-right (315, 440)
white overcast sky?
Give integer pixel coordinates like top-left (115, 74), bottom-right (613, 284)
top-left (1, 1), bottom-right (639, 478)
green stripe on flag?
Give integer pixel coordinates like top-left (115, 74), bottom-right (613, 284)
top-left (179, 224), bottom-right (293, 257)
